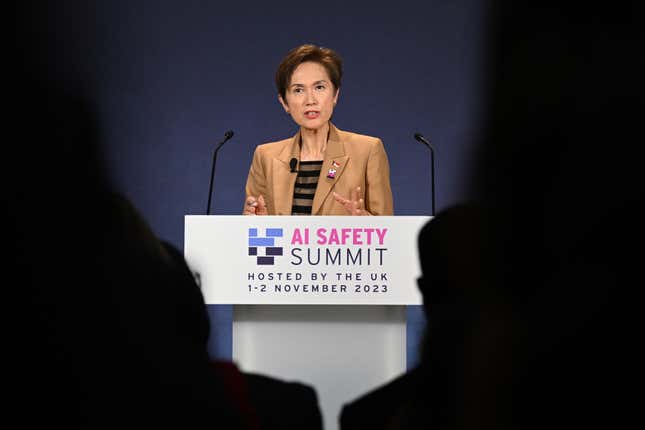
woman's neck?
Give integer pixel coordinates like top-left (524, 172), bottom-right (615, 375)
top-left (299, 122), bottom-right (329, 161)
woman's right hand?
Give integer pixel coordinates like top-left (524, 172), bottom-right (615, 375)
top-left (243, 195), bottom-right (268, 215)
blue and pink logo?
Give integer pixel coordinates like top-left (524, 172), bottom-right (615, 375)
top-left (248, 228), bottom-right (283, 265)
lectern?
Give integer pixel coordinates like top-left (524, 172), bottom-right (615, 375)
top-left (185, 215), bottom-right (429, 430)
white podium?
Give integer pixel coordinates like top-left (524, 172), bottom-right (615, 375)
top-left (185, 216), bottom-right (429, 430)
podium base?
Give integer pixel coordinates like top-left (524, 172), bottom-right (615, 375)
top-left (233, 305), bottom-right (407, 430)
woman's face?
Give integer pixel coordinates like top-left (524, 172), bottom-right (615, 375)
top-left (279, 61), bottom-right (339, 131)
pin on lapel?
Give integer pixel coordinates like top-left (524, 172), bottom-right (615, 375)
top-left (327, 168), bottom-right (337, 179)
top-left (332, 160), bottom-right (340, 168)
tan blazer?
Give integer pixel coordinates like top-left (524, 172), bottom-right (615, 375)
top-left (244, 123), bottom-right (394, 215)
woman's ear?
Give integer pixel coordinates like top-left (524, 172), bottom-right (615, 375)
top-left (333, 88), bottom-right (340, 105)
top-left (278, 94), bottom-right (290, 113)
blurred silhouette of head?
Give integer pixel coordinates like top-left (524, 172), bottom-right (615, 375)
top-left (464, 1), bottom-right (644, 429)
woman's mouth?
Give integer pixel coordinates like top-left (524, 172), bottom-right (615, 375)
top-left (304, 111), bottom-right (320, 119)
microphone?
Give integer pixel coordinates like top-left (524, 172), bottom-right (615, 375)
top-left (289, 158), bottom-right (298, 173)
top-left (414, 133), bottom-right (436, 216)
top-left (206, 130), bottom-right (234, 215)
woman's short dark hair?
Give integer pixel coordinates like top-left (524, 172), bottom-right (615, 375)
top-left (275, 44), bottom-right (343, 100)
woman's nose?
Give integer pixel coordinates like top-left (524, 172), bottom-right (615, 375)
top-left (305, 90), bottom-right (317, 105)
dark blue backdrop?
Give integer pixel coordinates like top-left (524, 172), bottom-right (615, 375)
top-left (40, 0), bottom-right (489, 367)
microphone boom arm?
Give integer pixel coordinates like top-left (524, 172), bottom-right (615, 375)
top-left (206, 131), bottom-right (234, 215)
top-left (414, 133), bottom-right (436, 216)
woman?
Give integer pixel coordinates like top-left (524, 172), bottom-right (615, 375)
top-left (243, 44), bottom-right (393, 216)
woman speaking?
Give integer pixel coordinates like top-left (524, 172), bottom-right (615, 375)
top-left (243, 44), bottom-right (393, 216)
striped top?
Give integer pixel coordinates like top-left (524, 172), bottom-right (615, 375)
top-left (291, 160), bottom-right (323, 215)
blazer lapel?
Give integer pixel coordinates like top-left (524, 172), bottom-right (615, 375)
top-left (312, 124), bottom-right (349, 215)
top-left (272, 131), bottom-right (301, 215)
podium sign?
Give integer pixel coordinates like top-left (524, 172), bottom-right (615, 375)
top-left (184, 215), bottom-right (429, 305)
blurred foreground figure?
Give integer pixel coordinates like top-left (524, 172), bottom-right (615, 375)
top-left (467, 1), bottom-right (644, 429)
top-left (12, 4), bottom-right (322, 428)
top-left (343, 1), bottom-right (643, 429)
top-left (11, 83), bottom-right (248, 428)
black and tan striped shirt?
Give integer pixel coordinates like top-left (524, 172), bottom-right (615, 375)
top-left (291, 160), bottom-right (323, 215)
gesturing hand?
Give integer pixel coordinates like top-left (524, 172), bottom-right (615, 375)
top-left (333, 186), bottom-right (369, 216)
top-left (243, 195), bottom-right (268, 215)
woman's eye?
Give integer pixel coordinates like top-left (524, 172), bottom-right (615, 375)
top-left (293, 88), bottom-right (303, 94)
top-left (315, 85), bottom-right (326, 91)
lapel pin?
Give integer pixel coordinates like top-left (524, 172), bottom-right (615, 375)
top-left (327, 168), bottom-right (337, 179)
top-left (332, 160), bottom-right (340, 168)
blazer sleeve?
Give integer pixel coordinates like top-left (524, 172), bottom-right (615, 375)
top-left (364, 139), bottom-right (394, 215)
top-left (244, 146), bottom-right (267, 212)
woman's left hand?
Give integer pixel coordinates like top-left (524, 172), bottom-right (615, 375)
top-left (333, 186), bottom-right (370, 216)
